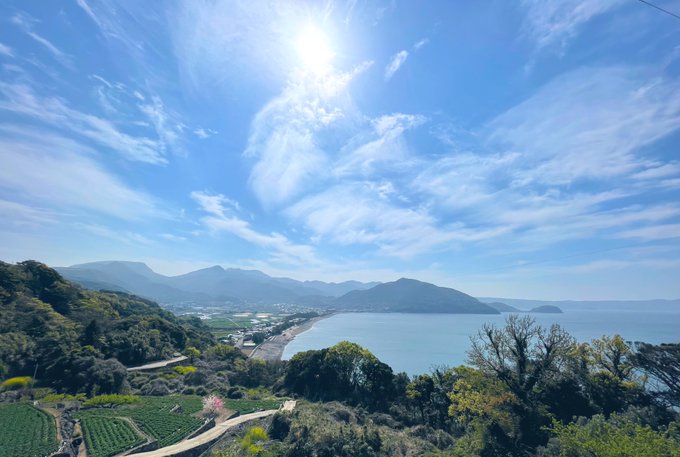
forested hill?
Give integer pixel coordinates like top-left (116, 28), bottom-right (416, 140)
top-left (334, 278), bottom-right (499, 313)
top-left (0, 260), bottom-right (213, 394)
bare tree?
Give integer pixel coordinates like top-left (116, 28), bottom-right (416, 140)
top-left (468, 315), bottom-right (575, 403)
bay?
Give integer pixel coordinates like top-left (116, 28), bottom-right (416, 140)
top-left (282, 309), bottom-right (680, 375)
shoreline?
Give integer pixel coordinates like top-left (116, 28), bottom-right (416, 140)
top-left (249, 314), bottom-right (333, 362)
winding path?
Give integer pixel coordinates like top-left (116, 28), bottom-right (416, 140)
top-left (126, 356), bottom-right (188, 372)
top-left (130, 401), bottom-right (296, 457)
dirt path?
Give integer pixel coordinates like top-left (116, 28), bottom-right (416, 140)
top-left (126, 356), bottom-right (188, 372)
top-left (130, 401), bottom-right (296, 457)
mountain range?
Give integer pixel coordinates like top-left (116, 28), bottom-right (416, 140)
top-left (56, 261), bottom-right (380, 305)
top-left (56, 261), bottom-right (499, 314)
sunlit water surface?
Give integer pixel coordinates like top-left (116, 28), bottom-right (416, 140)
top-left (282, 308), bottom-right (680, 375)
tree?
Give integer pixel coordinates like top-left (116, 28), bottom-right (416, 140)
top-left (184, 346), bottom-right (200, 362)
top-left (548, 414), bottom-right (680, 457)
top-left (467, 315), bottom-right (575, 448)
top-left (590, 335), bottom-right (634, 381)
top-left (633, 342), bottom-right (680, 407)
top-left (201, 394), bottom-right (224, 418)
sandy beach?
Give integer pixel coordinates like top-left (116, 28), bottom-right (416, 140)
top-left (249, 314), bottom-right (332, 361)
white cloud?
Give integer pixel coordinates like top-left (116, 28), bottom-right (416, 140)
top-left (0, 199), bottom-right (58, 227)
top-left (488, 66), bottom-right (680, 185)
top-left (139, 95), bottom-right (185, 156)
top-left (0, 82), bottom-right (166, 164)
top-left (616, 224), bottom-right (680, 241)
top-left (632, 163), bottom-right (680, 180)
top-left (194, 128), bottom-right (218, 139)
top-left (335, 113), bottom-right (426, 177)
top-left (0, 43), bottom-right (14, 58)
top-left (287, 183), bottom-right (508, 258)
top-left (11, 12), bottom-right (72, 67)
top-left (414, 38), bottom-right (429, 50)
top-left (520, 0), bottom-right (623, 50)
top-left (384, 50), bottom-right (408, 81)
top-left (191, 191), bottom-right (319, 266)
top-left (244, 62), bottom-right (371, 207)
top-left (0, 127), bottom-right (161, 220)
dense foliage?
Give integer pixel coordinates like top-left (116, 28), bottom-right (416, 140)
top-left (0, 260), bottom-right (214, 394)
top-left (276, 318), bottom-right (680, 456)
top-left (0, 403), bottom-right (59, 457)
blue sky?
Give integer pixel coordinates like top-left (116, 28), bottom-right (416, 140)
top-left (1, 0), bottom-right (679, 300)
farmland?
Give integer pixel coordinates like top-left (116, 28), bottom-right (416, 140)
top-left (76, 395), bottom-right (204, 451)
top-left (80, 416), bottom-right (144, 457)
top-left (0, 403), bottom-right (59, 457)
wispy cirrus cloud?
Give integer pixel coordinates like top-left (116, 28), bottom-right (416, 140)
top-left (10, 12), bottom-right (72, 67)
top-left (191, 190), bottom-right (319, 266)
top-left (384, 50), bottom-right (408, 81)
top-left (244, 62), bottom-right (372, 207)
top-left (0, 81), bottom-right (168, 164)
top-left (487, 66), bottom-right (680, 185)
top-left (0, 127), bottom-right (161, 221)
top-left (0, 43), bottom-right (14, 58)
top-left (520, 0), bottom-right (624, 50)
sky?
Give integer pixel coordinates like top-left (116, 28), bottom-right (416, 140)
top-left (1, 0), bottom-right (679, 300)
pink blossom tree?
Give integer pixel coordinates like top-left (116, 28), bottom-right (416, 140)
top-left (202, 394), bottom-right (224, 418)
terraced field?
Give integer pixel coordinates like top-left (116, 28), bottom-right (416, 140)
top-left (76, 395), bottom-right (204, 453)
top-left (80, 416), bottom-right (144, 457)
top-left (0, 403), bottom-right (59, 457)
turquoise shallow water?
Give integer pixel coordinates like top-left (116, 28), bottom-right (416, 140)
top-left (282, 309), bottom-right (680, 375)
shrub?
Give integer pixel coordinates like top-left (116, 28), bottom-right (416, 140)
top-left (1, 376), bottom-right (32, 390)
top-left (174, 365), bottom-right (197, 375)
top-left (83, 394), bottom-right (139, 408)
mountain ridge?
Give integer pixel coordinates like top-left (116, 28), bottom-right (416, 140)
top-left (56, 260), bottom-right (379, 305)
top-left (334, 278), bottom-right (499, 314)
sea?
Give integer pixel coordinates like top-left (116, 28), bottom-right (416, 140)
top-left (282, 307), bottom-right (680, 375)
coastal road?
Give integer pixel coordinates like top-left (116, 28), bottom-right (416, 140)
top-left (126, 355), bottom-right (188, 372)
top-left (130, 400), bottom-right (296, 457)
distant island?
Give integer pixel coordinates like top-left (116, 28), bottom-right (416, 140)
top-left (484, 301), bottom-right (564, 314)
top-left (529, 305), bottom-right (563, 314)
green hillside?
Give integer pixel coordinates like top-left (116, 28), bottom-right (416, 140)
top-left (0, 260), bottom-right (214, 394)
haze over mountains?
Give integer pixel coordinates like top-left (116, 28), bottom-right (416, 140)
top-left (56, 261), bottom-right (498, 314)
top-left (56, 261), bottom-right (379, 305)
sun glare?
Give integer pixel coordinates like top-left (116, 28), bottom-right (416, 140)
top-left (296, 26), bottom-right (334, 73)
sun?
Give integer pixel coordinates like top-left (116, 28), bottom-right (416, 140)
top-left (295, 26), bottom-right (334, 73)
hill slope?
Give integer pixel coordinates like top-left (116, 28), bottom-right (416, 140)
top-left (334, 278), bottom-right (499, 314)
top-left (0, 260), bottom-right (214, 394)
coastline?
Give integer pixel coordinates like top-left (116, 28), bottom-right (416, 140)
top-left (249, 314), bottom-right (333, 362)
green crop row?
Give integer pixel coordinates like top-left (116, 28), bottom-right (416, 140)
top-left (81, 416), bottom-right (144, 457)
top-left (0, 403), bottom-right (59, 457)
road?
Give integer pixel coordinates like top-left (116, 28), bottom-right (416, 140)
top-left (126, 356), bottom-right (188, 372)
top-left (130, 400), bottom-right (296, 457)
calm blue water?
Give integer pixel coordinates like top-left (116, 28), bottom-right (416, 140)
top-left (282, 310), bottom-right (680, 375)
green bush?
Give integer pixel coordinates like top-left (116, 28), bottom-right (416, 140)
top-left (1, 376), bottom-right (32, 390)
top-left (174, 366), bottom-right (197, 375)
top-left (83, 394), bottom-right (139, 408)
